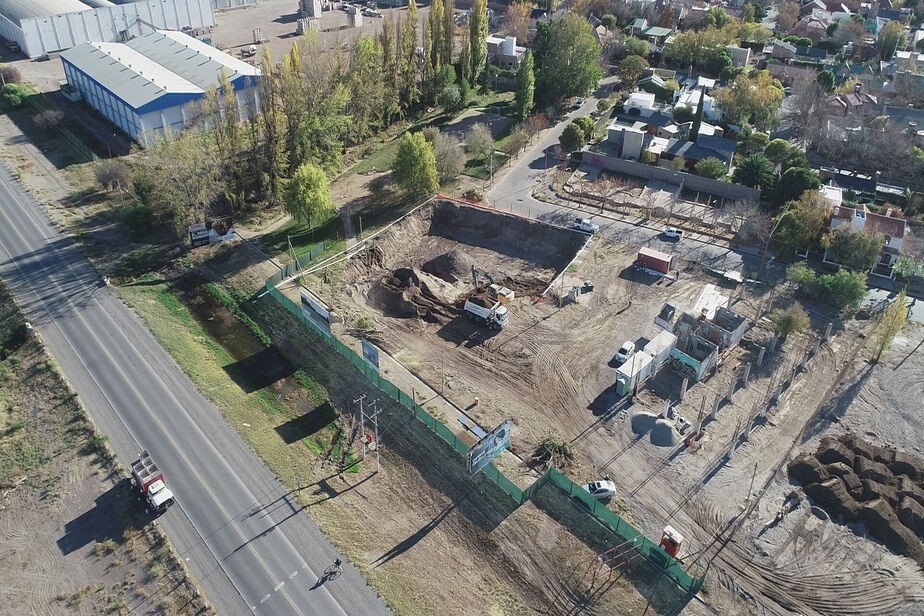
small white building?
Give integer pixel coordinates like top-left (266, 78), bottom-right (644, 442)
top-left (624, 91), bottom-right (658, 117)
top-left (674, 89), bottom-right (722, 123)
top-left (61, 30), bottom-right (261, 147)
top-left (486, 34), bottom-right (527, 70)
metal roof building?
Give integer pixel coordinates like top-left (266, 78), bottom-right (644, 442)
top-left (0, 0), bottom-right (213, 58)
top-left (61, 30), bottom-right (260, 146)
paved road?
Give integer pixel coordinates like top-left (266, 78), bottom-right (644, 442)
top-left (487, 89), bottom-right (759, 277)
top-left (0, 163), bottom-right (391, 616)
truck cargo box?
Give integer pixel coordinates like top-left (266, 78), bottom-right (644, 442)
top-left (636, 247), bottom-right (674, 274)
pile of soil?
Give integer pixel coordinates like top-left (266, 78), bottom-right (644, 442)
top-left (422, 249), bottom-right (474, 284)
top-left (788, 434), bottom-right (924, 565)
top-left (367, 267), bottom-right (458, 323)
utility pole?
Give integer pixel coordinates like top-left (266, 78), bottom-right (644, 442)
top-left (354, 394), bottom-right (366, 461)
top-left (361, 399), bottom-right (382, 475)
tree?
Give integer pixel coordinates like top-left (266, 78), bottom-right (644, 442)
top-left (284, 163), bottom-right (333, 226)
top-left (533, 14), bottom-right (603, 108)
top-left (503, 129), bottom-right (531, 157)
top-left (783, 70), bottom-right (827, 146)
top-left (559, 123), bottom-right (586, 153)
top-left (874, 290), bottom-right (907, 361)
top-left (831, 19), bottom-right (866, 46)
top-left (624, 36), bottom-right (650, 58)
top-left (504, 1), bottom-right (531, 42)
top-left (877, 20), bottom-right (905, 60)
top-left (136, 132), bottom-right (222, 235)
top-left (347, 37), bottom-right (391, 143)
top-left (465, 123), bottom-right (494, 161)
top-left (0, 65), bottom-right (22, 85)
top-left (725, 200), bottom-right (770, 243)
top-left (816, 70), bottom-right (836, 92)
top-left (673, 105), bottom-right (695, 123)
top-left (433, 133), bottom-right (465, 182)
top-left (573, 116), bottom-right (595, 140)
top-left (893, 256), bottom-right (923, 284)
top-left (787, 262), bottom-right (816, 292)
top-left (437, 85), bottom-right (463, 112)
top-left (470, 0), bottom-right (488, 84)
top-left (258, 49), bottom-right (289, 207)
top-left (772, 166), bottom-right (820, 205)
top-left (775, 190), bottom-right (829, 255)
top-left (689, 88), bottom-right (705, 142)
top-left (763, 138), bottom-right (791, 167)
top-left (515, 51), bottom-right (535, 121)
top-left (777, 0), bottom-right (799, 33)
top-left (392, 132), bottom-right (439, 196)
top-left (618, 55), bottom-right (649, 85)
top-left (442, 0), bottom-right (455, 68)
top-left (705, 7), bottom-right (729, 28)
top-left (712, 70), bottom-right (784, 130)
top-left (822, 227), bottom-right (883, 271)
top-left (733, 154), bottom-right (774, 190)
top-left (769, 304), bottom-right (810, 338)
top-left (694, 157), bottom-right (727, 179)
top-left (816, 269), bottom-right (867, 310)
top-left (428, 0), bottom-right (444, 69)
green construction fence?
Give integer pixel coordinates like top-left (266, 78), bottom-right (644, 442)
top-left (265, 275), bottom-right (703, 595)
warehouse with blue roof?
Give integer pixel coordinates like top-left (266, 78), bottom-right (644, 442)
top-left (60, 29), bottom-right (260, 146)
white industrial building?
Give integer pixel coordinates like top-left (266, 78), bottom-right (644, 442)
top-left (61, 30), bottom-right (260, 146)
top-left (0, 0), bottom-right (215, 58)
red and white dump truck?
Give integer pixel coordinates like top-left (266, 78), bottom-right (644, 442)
top-left (130, 450), bottom-right (175, 514)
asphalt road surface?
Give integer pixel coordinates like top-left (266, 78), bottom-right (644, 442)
top-left (0, 163), bottom-right (391, 616)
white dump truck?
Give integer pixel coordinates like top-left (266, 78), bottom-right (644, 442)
top-left (130, 450), bottom-right (175, 514)
top-left (463, 295), bottom-right (509, 329)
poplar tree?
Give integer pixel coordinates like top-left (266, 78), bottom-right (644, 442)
top-left (469, 0), bottom-right (488, 85)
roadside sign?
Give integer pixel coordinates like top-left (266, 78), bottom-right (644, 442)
top-left (467, 419), bottom-right (511, 475)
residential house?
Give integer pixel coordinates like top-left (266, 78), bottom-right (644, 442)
top-left (641, 25), bottom-right (673, 46)
top-left (486, 35), bottom-right (527, 70)
top-left (624, 91), bottom-right (659, 117)
top-left (824, 203), bottom-right (907, 275)
top-left (593, 24), bottom-right (617, 47)
top-left (674, 89), bottom-right (722, 123)
top-left (891, 70), bottom-right (924, 99)
top-left (662, 134), bottom-right (736, 169)
top-left (792, 16), bottom-right (829, 42)
top-left (767, 63), bottom-right (821, 85)
top-left (631, 17), bottom-right (648, 36)
top-left (826, 90), bottom-right (879, 115)
top-left (771, 39), bottom-right (798, 59)
top-left (795, 45), bottom-right (828, 61)
top-left (801, 0), bottom-right (827, 16)
top-left (728, 46), bottom-right (751, 67)
top-left (638, 74), bottom-right (675, 101)
top-left (696, 76), bottom-right (716, 91)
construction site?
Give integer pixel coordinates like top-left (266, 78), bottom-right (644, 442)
top-left (279, 198), bottom-right (924, 614)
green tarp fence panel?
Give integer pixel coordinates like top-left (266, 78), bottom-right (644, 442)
top-left (265, 277), bottom-right (704, 595)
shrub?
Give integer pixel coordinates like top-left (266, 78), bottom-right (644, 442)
top-left (1, 83), bottom-right (33, 108)
top-left (95, 160), bottom-right (131, 191)
top-left (0, 65), bottom-right (22, 84)
top-left (769, 304), bottom-right (810, 338)
top-left (119, 203), bottom-right (156, 239)
top-left (32, 109), bottom-right (63, 130)
top-left (786, 262), bottom-right (816, 292)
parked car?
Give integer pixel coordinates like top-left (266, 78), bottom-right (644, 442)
top-left (583, 480), bottom-right (616, 500)
top-left (574, 218), bottom-right (600, 234)
top-left (616, 341), bottom-right (634, 363)
top-left (661, 227), bottom-right (683, 239)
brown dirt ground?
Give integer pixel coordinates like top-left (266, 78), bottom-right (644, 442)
top-left (292, 199), bottom-right (924, 615)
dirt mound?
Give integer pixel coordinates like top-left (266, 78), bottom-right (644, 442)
top-left (368, 267), bottom-right (457, 323)
top-left (788, 454), bottom-right (829, 485)
top-left (789, 433), bottom-right (924, 565)
top-left (651, 419), bottom-right (678, 447)
top-left (898, 496), bottom-right (924, 535)
top-left (859, 499), bottom-right (924, 564)
top-left (630, 411), bottom-right (658, 436)
top-left (422, 250), bottom-right (474, 284)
